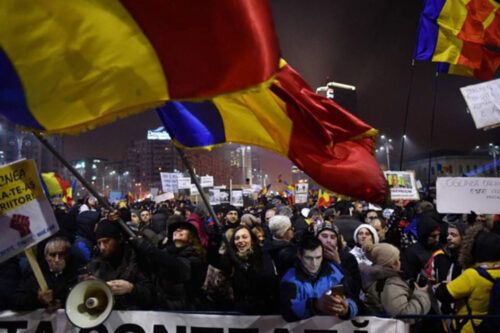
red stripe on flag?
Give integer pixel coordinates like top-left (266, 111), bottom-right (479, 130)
top-left (458, 0), bottom-right (495, 44)
top-left (120, 0), bottom-right (279, 99)
top-left (271, 65), bottom-right (388, 204)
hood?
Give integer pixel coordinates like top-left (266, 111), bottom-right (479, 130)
top-left (353, 224), bottom-right (379, 245)
top-left (359, 263), bottom-right (399, 290)
top-left (459, 224), bottom-right (500, 268)
top-left (416, 213), bottom-right (440, 248)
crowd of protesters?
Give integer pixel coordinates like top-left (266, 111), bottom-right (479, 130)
top-left (0, 190), bottom-right (499, 332)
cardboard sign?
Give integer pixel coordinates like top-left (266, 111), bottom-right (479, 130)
top-left (0, 160), bottom-right (59, 263)
top-left (437, 177), bottom-right (500, 214)
top-left (384, 171), bottom-right (420, 201)
top-left (460, 78), bottom-right (500, 130)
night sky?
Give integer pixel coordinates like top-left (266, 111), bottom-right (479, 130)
top-left (65, 0), bottom-right (499, 182)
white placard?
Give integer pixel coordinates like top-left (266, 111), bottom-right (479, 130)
top-left (295, 193), bottom-right (308, 204)
top-left (295, 183), bottom-right (309, 194)
top-left (200, 176), bottom-right (214, 188)
top-left (384, 171), bottom-right (420, 201)
top-left (0, 310), bottom-right (409, 333)
top-left (190, 184), bottom-right (200, 196)
top-left (0, 160), bottom-right (59, 263)
top-left (160, 172), bottom-right (180, 193)
top-left (437, 177), bottom-right (500, 214)
top-left (460, 78), bottom-right (500, 130)
top-left (209, 189), bottom-right (220, 205)
top-left (154, 192), bottom-right (175, 204)
top-left (231, 189), bottom-right (244, 207)
top-left (177, 177), bottom-right (192, 190)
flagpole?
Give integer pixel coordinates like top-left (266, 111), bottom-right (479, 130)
top-left (399, 59), bottom-right (415, 170)
top-left (426, 71), bottom-right (440, 191)
top-left (174, 146), bottom-right (221, 226)
top-left (33, 132), bottom-right (135, 238)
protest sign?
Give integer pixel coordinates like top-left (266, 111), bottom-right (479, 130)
top-left (384, 171), bottom-right (419, 201)
top-left (160, 172), bottom-right (179, 193)
top-left (209, 189), bottom-right (220, 205)
top-left (295, 183), bottom-right (309, 204)
top-left (460, 78), bottom-right (500, 130)
top-left (154, 192), bottom-right (174, 204)
top-left (177, 177), bottom-right (191, 190)
top-left (190, 184), bottom-right (199, 196)
top-left (231, 189), bottom-right (243, 207)
top-left (0, 160), bottom-right (59, 263)
top-left (219, 189), bottom-right (230, 204)
top-left (200, 176), bottom-right (214, 188)
top-left (0, 309), bottom-right (409, 333)
top-left (437, 177), bottom-right (500, 214)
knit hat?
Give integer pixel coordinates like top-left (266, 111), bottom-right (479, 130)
top-left (95, 220), bottom-right (123, 240)
top-left (315, 222), bottom-right (340, 238)
top-left (364, 243), bottom-right (400, 267)
top-left (268, 215), bottom-right (292, 239)
top-left (240, 214), bottom-right (260, 228)
top-left (353, 224), bottom-right (379, 245)
top-left (224, 205), bottom-right (239, 216)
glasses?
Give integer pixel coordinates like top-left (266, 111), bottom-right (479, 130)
top-left (367, 216), bottom-right (378, 220)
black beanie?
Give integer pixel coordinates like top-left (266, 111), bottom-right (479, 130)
top-left (95, 220), bottom-right (123, 240)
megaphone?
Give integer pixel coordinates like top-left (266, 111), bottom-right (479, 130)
top-left (65, 279), bottom-right (114, 329)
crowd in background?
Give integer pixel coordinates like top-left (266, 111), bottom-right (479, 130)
top-left (0, 191), bottom-right (499, 332)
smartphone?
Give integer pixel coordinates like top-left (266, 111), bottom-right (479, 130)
top-left (330, 284), bottom-right (344, 297)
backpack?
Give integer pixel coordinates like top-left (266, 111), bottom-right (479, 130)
top-left (468, 267), bottom-right (500, 333)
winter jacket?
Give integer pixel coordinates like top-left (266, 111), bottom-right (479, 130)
top-left (11, 256), bottom-right (79, 311)
top-left (211, 246), bottom-right (278, 314)
top-left (361, 264), bottom-right (431, 318)
top-left (132, 237), bottom-right (207, 310)
top-left (87, 243), bottom-right (153, 310)
top-left (280, 260), bottom-right (358, 322)
top-left (267, 238), bottom-right (297, 278)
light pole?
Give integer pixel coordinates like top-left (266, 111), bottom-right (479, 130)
top-left (489, 143), bottom-right (499, 176)
top-left (380, 135), bottom-right (394, 170)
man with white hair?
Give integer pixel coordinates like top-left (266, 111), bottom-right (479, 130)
top-left (268, 215), bottom-right (296, 277)
top-left (12, 237), bottom-right (79, 312)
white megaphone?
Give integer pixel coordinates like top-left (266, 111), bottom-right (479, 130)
top-left (65, 279), bottom-right (114, 329)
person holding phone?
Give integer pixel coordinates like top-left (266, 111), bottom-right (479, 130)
top-left (280, 235), bottom-right (358, 322)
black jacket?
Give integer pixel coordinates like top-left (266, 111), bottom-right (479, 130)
top-left (87, 243), bottom-right (153, 310)
top-left (267, 239), bottom-right (297, 278)
top-left (132, 237), bottom-right (207, 310)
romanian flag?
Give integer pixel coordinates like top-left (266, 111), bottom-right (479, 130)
top-left (41, 172), bottom-right (72, 204)
top-left (157, 61), bottom-right (388, 203)
top-left (317, 189), bottom-right (331, 208)
top-left (414, 0), bottom-right (499, 79)
top-left (0, 1), bottom-right (279, 134)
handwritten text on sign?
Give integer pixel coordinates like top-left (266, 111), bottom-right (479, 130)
top-left (436, 177), bottom-right (500, 214)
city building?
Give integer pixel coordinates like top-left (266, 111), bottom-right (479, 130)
top-left (404, 150), bottom-right (497, 186)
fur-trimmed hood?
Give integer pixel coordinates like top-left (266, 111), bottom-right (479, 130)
top-left (459, 224), bottom-right (500, 268)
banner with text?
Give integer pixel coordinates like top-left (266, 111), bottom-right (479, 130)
top-left (437, 177), bottom-right (500, 214)
top-left (0, 310), bottom-right (408, 333)
top-left (200, 176), bottom-right (214, 188)
top-left (295, 183), bottom-right (309, 204)
top-left (460, 78), bottom-right (500, 130)
top-left (0, 159), bottom-right (59, 263)
top-left (384, 171), bottom-right (419, 201)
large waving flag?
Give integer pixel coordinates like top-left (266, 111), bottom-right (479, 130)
top-left (0, 1), bottom-right (279, 134)
top-left (158, 61), bottom-right (388, 203)
top-left (414, 0), bottom-right (499, 80)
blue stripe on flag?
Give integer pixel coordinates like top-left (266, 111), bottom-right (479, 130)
top-left (0, 48), bottom-right (43, 129)
top-left (157, 101), bottom-right (226, 147)
top-left (414, 0), bottom-right (447, 60)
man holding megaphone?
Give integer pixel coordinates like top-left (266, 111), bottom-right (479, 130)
top-left (82, 218), bottom-right (153, 310)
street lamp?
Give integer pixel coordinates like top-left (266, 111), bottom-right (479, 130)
top-left (489, 143), bottom-right (499, 176)
top-left (379, 135), bottom-right (394, 170)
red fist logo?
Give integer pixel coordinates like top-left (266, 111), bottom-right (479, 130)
top-left (10, 214), bottom-right (31, 237)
